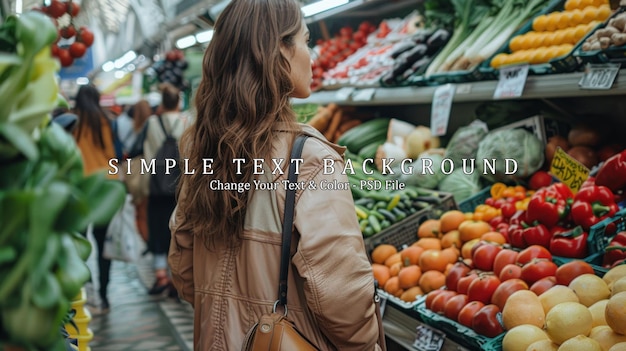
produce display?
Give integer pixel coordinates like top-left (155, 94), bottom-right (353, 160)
top-left (581, 8), bottom-right (626, 50)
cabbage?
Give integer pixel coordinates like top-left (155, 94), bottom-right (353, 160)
top-left (476, 128), bottom-right (544, 183)
top-left (438, 169), bottom-right (482, 203)
top-left (398, 153), bottom-right (446, 189)
top-left (444, 120), bottom-right (489, 167)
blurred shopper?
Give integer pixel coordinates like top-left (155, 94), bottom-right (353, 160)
top-left (168, 0), bottom-right (385, 350)
top-left (114, 104), bottom-right (135, 154)
top-left (72, 84), bottom-right (117, 313)
top-left (143, 84), bottom-right (185, 296)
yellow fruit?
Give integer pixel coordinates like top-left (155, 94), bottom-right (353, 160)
top-left (606, 291), bottom-right (626, 335)
top-left (510, 35), bottom-right (524, 52)
top-left (539, 285), bottom-right (579, 314)
top-left (502, 290), bottom-right (546, 330)
top-left (557, 12), bottom-right (573, 29)
top-left (545, 301), bottom-right (593, 345)
top-left (525, 339), bottom-right (558, 351)
top-left (545, 12), bottom-right (560, 32)
top-left (570, 8), bottom-right (585, 25)
top-left (558, 335), bottom-right (602, 351)
top-left (582, 6), bottom-right (600, 24)
top-left (574, 24), bottom-right (590, 42)
top-left (597, 5), bottom-right (611, 21)
top-left (612, 277), bottom-right (626, 296)
top-left (552, 29), bottom-right (566, 46)
top-left (569, 274), bottom-right (611, 307)
top-left (605, 265), bottom-right (626, 290)
top-left (589, 325), bottom-right (626, 350)
top-left (502, 325), bottom-right (549, 351)
top-left (588, 299), bottom-right (609, 327)
top-left (609, 342), bottom-right (626, 351)
top-left (558, 44), bottom-right (575, 57)
top-left (533, 15), bottom-right (549, 32)
top-left (565, 0), bottom-right (581, 11)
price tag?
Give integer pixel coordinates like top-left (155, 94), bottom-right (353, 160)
top-left (412, 324), bottom-right (445, 351)
top-left (352, 88), bottom-right (376, 101)
top-left (550, 147), bottom-right (590, 194)
top-left (493, 64), bottom-right (529, 99)
top-left (579, 63), bottom-right (621, 90)
top-left (335, 87), bottom-right (355, 101)
top-left (430, 84), bottom-right (455, 137)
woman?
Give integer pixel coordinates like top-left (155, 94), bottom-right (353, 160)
top-left (144, 84), bottom-right (185, 295)
top-left (73, 84), bottom-right (117, 313)
top-left (168, 0), bottom-right (384, 350)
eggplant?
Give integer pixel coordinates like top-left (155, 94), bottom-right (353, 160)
top-left (401, 56), bottom-right (432, 80)
top-left (426, 29), bottom-right (451, 49)
top-left (404, 44), bottom-right (428, 64)
top-left (390, 40), bottom-right (415, 59)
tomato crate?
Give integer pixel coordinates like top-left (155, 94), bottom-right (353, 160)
top-left (458, 187), bottom-right (491, 213)
top-left (414, 300), bottom-right (504, 351)
top-left (587, 207), bottom-right (626, 256)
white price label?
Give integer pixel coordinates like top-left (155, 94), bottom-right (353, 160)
top-left (352, 88), bottom-right (376, 101)
top-left (335, 87), bottom-right (355, 101)
top-left (494, 64), bottom-right (529, 99)
top-left (579, 63), bottom-right (620, 90)
top-left (430, 84), bottom-right (455, 137)
top-left (413, 324), bottom-right (445, 351)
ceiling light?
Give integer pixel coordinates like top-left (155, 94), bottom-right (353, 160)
top-left (196, 30), bottom-right (214, 43)
top-left (176, 35), bottom-right (197, 49)
top-left (76, 77), bottom-right (90, 85)
top-left (102, 61), bottom-right (115, 72)
top-left (114, 70), bottom-right (125, 79)
top-left (114, 50), bottom-right (137, 69)
top-left (301, 0), bottom-right (349, 17)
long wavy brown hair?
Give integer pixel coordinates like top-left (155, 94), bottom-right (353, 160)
top-left (132, 100), bottom-right (152, 132)
top-left (178, 0), bottom-right (303, 249)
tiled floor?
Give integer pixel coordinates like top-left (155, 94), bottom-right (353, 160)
top-left (86, 252), bottom-right (194, 351)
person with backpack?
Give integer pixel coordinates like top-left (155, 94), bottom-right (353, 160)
top-left (143, 83), bottom-right (186, 296)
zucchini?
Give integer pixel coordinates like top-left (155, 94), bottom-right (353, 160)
top-left (336, 118), bottom-right (390, 154)
top-left (357, 142), bottom-right (383, 160)
top-left (378, 209), bottom-right (397, 223)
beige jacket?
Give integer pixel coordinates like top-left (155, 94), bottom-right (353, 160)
top-left (169, 123), bottom-right (383, 350)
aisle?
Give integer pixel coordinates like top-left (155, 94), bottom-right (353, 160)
top-left (86, 254), bottom-right (194, 351)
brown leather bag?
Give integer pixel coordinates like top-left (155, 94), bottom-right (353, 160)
top-left (242, 135), bottom-right (319, 351)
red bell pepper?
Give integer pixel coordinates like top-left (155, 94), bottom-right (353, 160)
top-left (521, 222), bottom-right (551, 248)
top-left (526, 183), bottom-right (573, 229)
top-left (580, 176), bottom-right (595, 189)
top-left (507, 210), bottom-right (527, 249)
top-left (603, 231), bottom-right (626, 268)
top-left (549, 225), bottom-right (588, 259)
top-left (595, 150), bottom-right (626, 194)
top-left (571, 185), bottom-right (619, 231)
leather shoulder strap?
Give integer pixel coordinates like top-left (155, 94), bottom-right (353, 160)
top-left (277, 134), bottom-right (308, 307)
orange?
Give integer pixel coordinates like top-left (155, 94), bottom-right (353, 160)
top-left (371, 244), bottom-right (397, 264)
top-left (413, 237), bottom-right (442, 251)
top-left (389, 261), bottom-right (403, 277)
top-left (384, 276), bottom-right (402, 296)
top-left (439, 210), bottom-right (467, 233)
top-left (384, 252), bottom-right (402, 268)
top-left (419, 249), bottom-right (449, 273)
top-left (400, 246), bottom-right (424, 266)
top-left (418, 219), bottom-right (441, 239)
top-left (481, 231), bottom-right (507, 245)
top-left (398, 265), bottom-right (422, 289)
top-left (441, 246), bottom-right (460, 264)
top-left (458, 220), bottom-right (492, 243)
top-left (419, 270), bottom-right (446, 293)
top-left (400, 286), bottom-right (424, 303)
top-left (372, 263), bottom-right (391, 287)
top-left (440, 230), bottom-right (462, 249)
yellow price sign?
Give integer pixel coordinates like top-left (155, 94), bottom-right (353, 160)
top-left (549, 147), bottom-right (590, 193)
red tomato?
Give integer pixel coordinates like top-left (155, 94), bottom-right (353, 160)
top-left (529, 276), bottom-right (557, 296)
top-left (473, 243), bottom-right (503, 272)
top-left (458, 301), bottom-right (485, 328)
top-left (499, 263), bottom-right (522, 281)
top-left (60, 25), bottom-right (76, 39)
top-left (491, 278), bottom-right (529, 311)
top-left (529, 171), bottom-right (553, 190)
top-left (457, 272), bottom-right (479, 295)
top-left (424, 289), bottom-right (447, 310)
top-left (430, 290), bottom-right (458, 314)
top-left (51, 43), bottom-right (59, 57)
top-left (66, 1), bottom-right (80, 17)
top-left (69, 42), bottom-right (86, 58)
top-left (516, 245), bottom-right (553, 265)
top-left (520, 259), bottom-right (558, 285)
top-left (493, 249), bottom-right (519, 277)
top-left (444, 294), bottom-right (469, 322)
top-left (555, 260), bottom-right (595, 286)
top-left (46, 0), bottom-right (66, 18)
top-left (77, 27), bottom-right (94, 47)
top-left (445, 262), bottom-right (471, 292)
top-left (472, 304), bottom-right (504, 337)
top-left (57, 48), bottom-right (73, 67)
top-left (500, 202), bottom-right (517, 219)
top-left (468, 274), bottom-right (501, 305)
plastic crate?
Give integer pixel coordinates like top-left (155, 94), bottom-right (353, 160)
top-left (427, 66), bottom-right (498, 86)
top-left (415, 300), bottom-right (504, 351)
top-left (588, 207), bottom-right (626, 255)
top-left (481, 0), bottom-right (606, 76)
top-left (458, 187), bottom-right (491, 213)
top-left (552, 252), bottom-right (608, 277)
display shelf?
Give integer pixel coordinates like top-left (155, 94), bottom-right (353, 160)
top-left (293, 71), bottom-right (626, 106)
